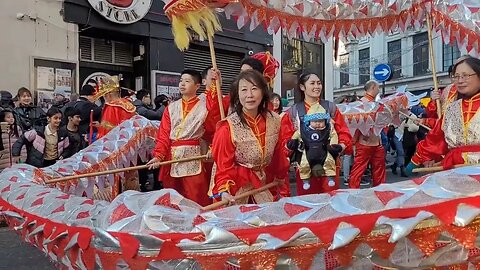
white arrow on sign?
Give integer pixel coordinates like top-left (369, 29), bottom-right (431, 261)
top-left (374, 68), bottom-right (389, 76)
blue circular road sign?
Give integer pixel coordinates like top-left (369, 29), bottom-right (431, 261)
top-left (373, 64), bottom-right (393, 82)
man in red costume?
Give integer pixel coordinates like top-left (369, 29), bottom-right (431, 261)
top-left (95, 76), bottom-right (136, 138)
top-left (147, 69), bottom-right (220, 206)
top-left (349, 80), bottom-right (386, 189)
top-left (92, 75), bottom-right (137, 197)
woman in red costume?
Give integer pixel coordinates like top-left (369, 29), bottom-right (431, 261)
top-left (217, 52), bottom-right (280, 116)
top-left (283, 73), bottom-right (352, 195)
top-left (405, 57), bottom-right (480, 174)
top-left (421, 56), bottom-right (473, 128)
top-left (211, 70), bottom-right (290, 204)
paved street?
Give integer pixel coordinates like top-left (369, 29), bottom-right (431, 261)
top-left (0, 227), bottom-right (55, 270)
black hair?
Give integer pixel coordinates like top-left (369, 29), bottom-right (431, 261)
top-left (64, 106), bottom-right (81, 119)
top-left (453, 57), bottom-right (480, 98)
top-left (297, 73), bottom-right (321, 101)
top-left (136, 89), bottom-right (150, 100)
top-left (240, 57), bottom-right (265, 74)
top-left (0, 109), bottom-right (19, 138)
top-left (229, 70), bottom-right (271, 125)
top-left (0, 91), bottom-right (13, 109)
top-left (181, 69), bottom-right (202, 84)
top-left (202, 66), bottom-right (213, 80)
top-left (46, 107), bottom-right (62, 118)
top-left (270, 93), bottom-right (283, 114)
top-left (154, 94), bottom-right (169, 110)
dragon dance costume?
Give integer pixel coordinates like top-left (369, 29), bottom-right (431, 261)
top-left (348, 94), bottom-right (386, 189)
top-left (91, 76), bottom-right (138, 198)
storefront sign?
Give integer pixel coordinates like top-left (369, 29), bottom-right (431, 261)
top-left (88, 0), bottom-right (153, 24)
top-left (82, 72), bottom-right (110, 87)
top-left (151, 70), bottom-right (181, 100)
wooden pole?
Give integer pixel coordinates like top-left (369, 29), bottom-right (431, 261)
top-left (426, 13), bottom-right (442, 118)
top-left (208, 36), bottom-right (226, 120)
top-left (202, 181), bottom-right (280, 211)
top-left (45, 155), bottom-right (208, 184)
top-left (399, 111), bottom-right (431, 131)
top-left (412, 163), bottom-right (470, 173)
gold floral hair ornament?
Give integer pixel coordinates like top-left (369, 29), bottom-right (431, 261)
top-left (92, 75), bottom-right (120, 101)
top-left (162, 0), bottom-right (223, 51)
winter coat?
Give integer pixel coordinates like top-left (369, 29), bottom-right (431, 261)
top-left (52, 99), bottom-right (69, 110)
top-left (0, 125), bottom-right (26, 171)
top-left (12, 126), bottom-right (70, 168)
top-left (61, 126), bottom-right (87, 158)
top-left (133, 100), bottom-right (162, 120)
top-left (62, 97), bottom-right (102, 135)
top-left (14, 104), bottom-right (47, 132)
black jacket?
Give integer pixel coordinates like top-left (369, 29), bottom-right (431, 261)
top-left (63, 97), bottom-right (102, 135)
top-left (14, 105), bottom-right (47, 132)
top-left (61, 126), bottom-right (87, 158)
top-left (133, 100), bottom-right (162, 120)
top-left (52, 99), bottom-right (69, 110)
top-left (12, 126), bottom-right (70, 168)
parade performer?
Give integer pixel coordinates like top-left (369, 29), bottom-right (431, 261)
top-left (284, 73), bottom-right (352, 195)
top-left (287, 104), bottom-right (342, 190)
top-left (406, 57), bottom-right (480, 174)
top-left (421, 56), bottom-right (472, 128)
top-left (92, 75), bottom-right (137, 196)
top-left (211, 70), bottom-right (290, 205)
top-left (348, 80), bottom-right (386, 189)
top-left (147, 69), bottom-right (220, 206)
top-left (95, 76), bottom-right (136, 139)
top-left (214, 52), bottom-right (280, 116)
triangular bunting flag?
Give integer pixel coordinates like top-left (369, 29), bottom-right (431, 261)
top-left (374, 190), bottom-right (404, 206)
top-left (284, 203), bottom-right (312, 217)
top-left (154, 193), bottom-right (181, 211)
top-left (110, 204), bottom-right (136, 224)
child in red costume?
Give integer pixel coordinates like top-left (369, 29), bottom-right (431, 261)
top-left (147, 69), bottom-right (220, 206)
